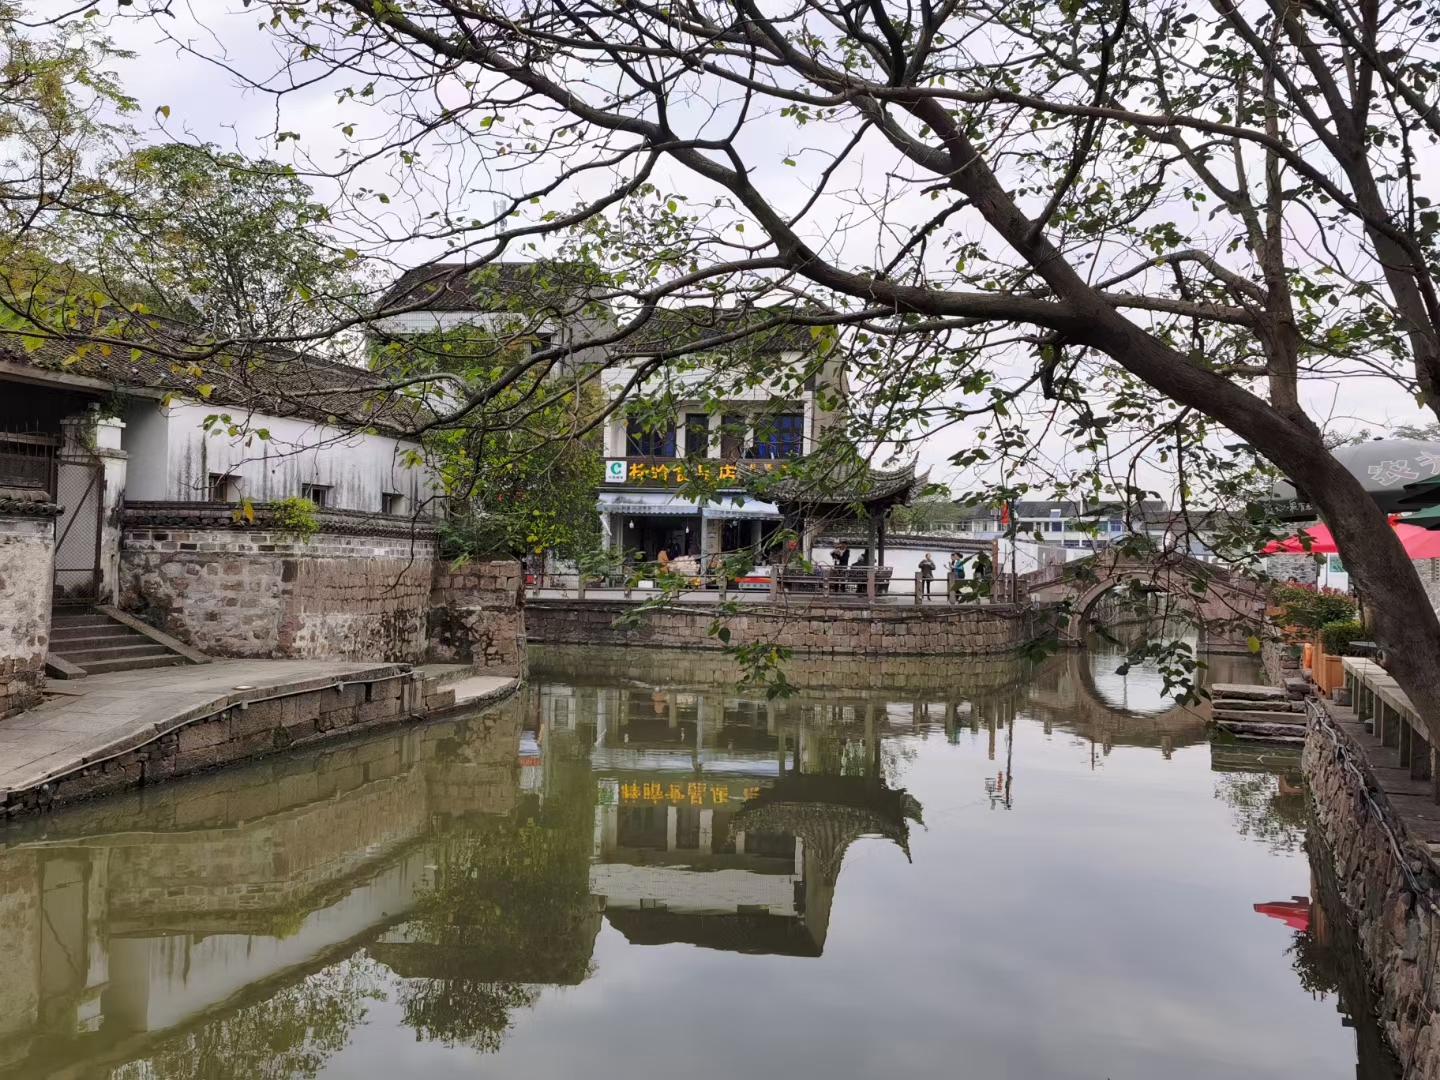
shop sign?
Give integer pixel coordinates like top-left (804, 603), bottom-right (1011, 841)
top-left (618, 781), bottom-right (762, 805)
top-left (605, 459), bottom-right (627, 483)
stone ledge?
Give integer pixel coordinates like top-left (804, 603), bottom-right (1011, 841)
top-left (122, 500), bottom-right (438, 540)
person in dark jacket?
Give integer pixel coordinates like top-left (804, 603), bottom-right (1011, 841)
top-left (919, 553), bottom-right (936, 597)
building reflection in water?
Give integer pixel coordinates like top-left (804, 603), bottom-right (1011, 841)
top-left (0, 645), bottom-right (1390, 1078)
top-left (560, 683), bottom-right (923, 957)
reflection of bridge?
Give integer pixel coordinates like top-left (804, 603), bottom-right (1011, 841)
top-left (1026, 553), bottom-right (1268, 653)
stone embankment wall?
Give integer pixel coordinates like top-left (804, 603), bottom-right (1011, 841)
top-left (527, 599), bottom-right (1048, 656)
top-left (119, 503), bottom-right (436, 663)
top-left (0, 501), bottom-right (58, 718)
top-left (529, 642), bottom-right (1029, 692)
top-left (1306, 707), bottom-right (1440, 1077)
top-left (428, 560), bottom-right (526, 676)
top-left (4, 667), bottom-right (418, 816)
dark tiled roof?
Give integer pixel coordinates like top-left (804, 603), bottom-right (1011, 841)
top-left (0, 494), bottom-right (60, 517)
top-left (615, 306), bottom-right (819, 357)
top-left (377, 260), bottom-right (604, 314)
top-left (0, 319), bottom-right (422, 436)
top-left (756, 458), bottom-right (926, 507)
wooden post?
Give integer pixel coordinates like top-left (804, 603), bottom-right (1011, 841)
top-left (577, 574), bottom-right (587, 601)
top-left (769, 565), bottom-right (779, 601)
top-left (867, 566), bottom-right (877, 605)
top-left (914, 572), bottom-right (922, 606)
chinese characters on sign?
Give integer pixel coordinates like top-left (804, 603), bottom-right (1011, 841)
top-left (618, 781), bottom-right (762, 805)
top-left (1369, 459), bottom-right (1422, 486)
top-left (623, 461), bottom-right (784, 483)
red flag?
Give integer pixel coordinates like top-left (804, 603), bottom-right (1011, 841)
top-left (999, 503), bottom-right (1010, 525)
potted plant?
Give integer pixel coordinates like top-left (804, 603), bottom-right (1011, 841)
top-left (1318, 619), bottom-right (1367, 693)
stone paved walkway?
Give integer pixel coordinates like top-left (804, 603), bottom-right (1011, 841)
top-left (0, 660), bottom-right (410, 797)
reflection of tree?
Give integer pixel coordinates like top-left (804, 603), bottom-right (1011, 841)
top-left (1213, 772), bottom-right (1307, 853)
top-left (1288, 927), bottom-right (1341, 999)
top-left (109, 958), bottom-right (383, 1080)
top-left (394, 980), bottom-right (538, 1053)
top-left (380, 761), bottom-right (598, 1052)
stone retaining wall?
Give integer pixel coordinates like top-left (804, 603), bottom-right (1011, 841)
top-left (1305, 708), bottom-right (1440, 1077)
top-left (427, 559), bottom-right (526, 676)
top-left (527, 599), bottom-right (1047, 656)
top-left (4, 670), bottom-right (418, 817)
top-left (0, 503), bottom-right (58, 718)
top-left (119, 503), bottom-right (436, 662)
top-left (529, 642), bottom-right (1030, 692)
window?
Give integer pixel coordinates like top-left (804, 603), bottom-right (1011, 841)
top-left (1110, 520), bottom-right (1124, 533)
top-left (301, 483), bottom-right (331, 508)
top-left (719, 414), bottom-right (745, 460)
top-left (208, 473), bottom-right (240, 503)
top-left (751, 412), bottom-right (805, 459)
top-left (684, 413), bottom-right (712, 457)
top-left (625, 419), bottom-right (676, 458)
top-left (382, 492), bottom-right (407, 516)
top-left (1046, 520), bottom-right (1064, 532)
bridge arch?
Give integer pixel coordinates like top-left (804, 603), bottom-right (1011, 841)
top-left (1031, 555), bottom-right (1268, 653)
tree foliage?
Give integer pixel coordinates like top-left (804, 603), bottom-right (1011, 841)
top-left (72, 142), bottom-right (365, 343)
top-left (29, 0), bottom-right (1440, 729)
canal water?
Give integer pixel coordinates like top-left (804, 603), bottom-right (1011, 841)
top-left (0, 645), bottom-right (1398, 1079)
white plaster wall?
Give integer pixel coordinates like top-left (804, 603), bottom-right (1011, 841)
top-left (589, 862), bottom-right (798, 915)
top-left (122, 401), bottom-right (437, 513)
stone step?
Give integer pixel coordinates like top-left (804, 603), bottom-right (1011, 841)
top-left (50, 613), bottom-right (112, 629)
top-left (50, 623), bottom-right (136, 642)
top-left (1225, 731), bottom-right (1307, 745)
top-left (50, 632), bottom-right (151, 651)
top-left (1217, 720), bottom-right (1310, 741)
top-left (1214, 709), bottom-right (1307, 726)
top-left (76, 654), bottom-right (188, 675)
top-left (1210, 697), bottom-right (1302, 713)
top-left (1210, 683), bottom-right (1286, 701)
top-left (51, 642), bottom-right (173, 664)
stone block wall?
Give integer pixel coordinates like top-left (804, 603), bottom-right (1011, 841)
top-left (4, 670), bottom-right (416, 817)
top-left (0, 503), bottom-right (58, 718)
top-left (427, 559), bottom-right (526, 675)
top-left (1306, 710), bottom-right (1440, 1077)
top-left (119, 503), bottom-right (436, 662)
top-left (526, 599), bottom-right (1048, 656)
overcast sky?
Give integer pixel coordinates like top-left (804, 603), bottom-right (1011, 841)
top-left (97, 5), bottom-right (1432, 503)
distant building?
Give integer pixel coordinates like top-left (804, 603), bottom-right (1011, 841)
top-left (595, 309), bottom-right (846, 564)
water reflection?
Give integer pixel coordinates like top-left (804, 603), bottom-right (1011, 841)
top-left (0, 646), bottom-right (1393, 1079)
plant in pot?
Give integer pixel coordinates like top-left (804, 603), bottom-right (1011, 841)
top-left (1317, 619), bottom-right (1368, 694)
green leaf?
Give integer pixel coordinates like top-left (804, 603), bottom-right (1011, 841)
top-left (196, 384), bottom-right (214, 398)
top-left (1246, 635), bottom-right (1261, 654)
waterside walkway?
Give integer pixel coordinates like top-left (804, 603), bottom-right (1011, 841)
top-left (0, 660), bottom-right (518, 816)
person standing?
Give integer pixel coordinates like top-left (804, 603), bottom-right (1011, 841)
top-left (919, 553), bottom-right (936, 598)
top-left (949, 551), bottom-right (966, 598)
top-left (831, 542), bottom-right (851, 593)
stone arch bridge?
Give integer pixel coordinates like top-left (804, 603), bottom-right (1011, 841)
top-left (1025, 553), bottom-right (1269, 653)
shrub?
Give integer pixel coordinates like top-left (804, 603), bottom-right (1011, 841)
top-left (1320, 619), bottom-right (1369, 657)
top-left (269, 496), bottom-right (320, 542)
top-left (1272, 584), bottom-right (1356, 630)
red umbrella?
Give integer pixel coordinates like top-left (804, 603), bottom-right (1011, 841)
top-left (1263, 521), bottom-right (1440, 559)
